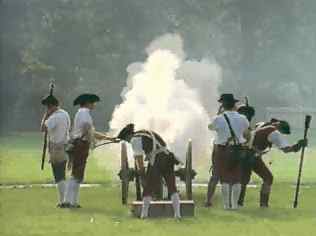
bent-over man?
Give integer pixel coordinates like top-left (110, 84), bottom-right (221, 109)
top-left (238, 120), bottom-right (308, 207)
top-left (117, 124), bottom-right (182, 219)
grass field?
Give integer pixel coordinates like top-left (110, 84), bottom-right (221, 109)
top-left (0, 132), bottom-right (316, 236)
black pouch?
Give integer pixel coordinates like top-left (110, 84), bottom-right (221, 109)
top-left (227, 145), bottom-right (245, 169)
top-left (240, 149), bottom-right (257, 169)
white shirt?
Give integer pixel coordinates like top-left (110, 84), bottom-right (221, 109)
top-left (45, 109), bottom-right (71, 144)
top-left (130, 137), bottom-right (145, 156)
top-left (209, 111), bottom-right (249, 145)
top-left (72, 108), bottom-right (94, 140)
top-left (268, 130), bottom-right (289, 149)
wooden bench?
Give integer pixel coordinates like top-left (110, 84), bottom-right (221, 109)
top-left (131, 200), bottom-right (195, 218)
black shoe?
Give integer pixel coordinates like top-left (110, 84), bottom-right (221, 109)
top-left (69, 204), bottom-right (82, 209)
top-left (60, 203), bottom-right (71, 208)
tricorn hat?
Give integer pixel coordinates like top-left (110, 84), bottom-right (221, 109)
top-left (278, 120), bottom-right (291, 135)
top-left (117, 123), bottom-right (135, 141)
top-left (41, 95), bottom-right (59, 106)
top-left (237, 105), bottom-right (255, 122)
top-left (218, 94), bottom-right (239, 103)
top-left (73, 93), bottom-right (100, 106)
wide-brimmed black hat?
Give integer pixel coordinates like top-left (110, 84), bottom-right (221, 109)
top-left (41, 95), bottom-right (59, 106)
top-left (117, 123), bottom-right (135, 140)
top-left (279, 120), bottom-right (291, 134)
top-left (237, 105), bottom-right (255, 121)
top-left (73, 94), bottom-right (100, 106)
top-left (218, 94), bottom-right (239, 103)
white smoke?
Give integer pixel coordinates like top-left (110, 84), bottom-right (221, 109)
top-left (109, 33), bottom-right (222, 163)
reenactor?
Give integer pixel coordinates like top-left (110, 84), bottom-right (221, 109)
top-left (207, 94), bottom-right (249, 210)
top-left (116, 124), bottom-right (182, 219)
top-left (41, 95), bottom-right (71, 207)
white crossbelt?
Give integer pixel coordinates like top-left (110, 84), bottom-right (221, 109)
top-left (136, 131), bottom-right (169, 166)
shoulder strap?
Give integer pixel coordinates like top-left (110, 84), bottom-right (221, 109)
top-left (223, 113), bottom-right (239, 145)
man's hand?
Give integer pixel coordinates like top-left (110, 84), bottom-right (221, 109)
top-left (298, 139), bottom-right (308, 148)
top-left (284, 139), bottom-right (309, 153)
top-left (40, 108), bottom-right (56, 132)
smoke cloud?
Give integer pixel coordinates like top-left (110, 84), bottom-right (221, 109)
top-left (109, 33), bottom-right (222, 162)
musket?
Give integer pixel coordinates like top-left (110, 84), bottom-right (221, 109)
top-left (94, 137), bottom-right (121, 148)
top-left (217, 105), bottom-right (223, 115)
top-left (245, 96), bottom-right (249, 107)
top-left (41, 81), bottom-right (55, 170)
top-left (293, 115), bottom-right (312, 208)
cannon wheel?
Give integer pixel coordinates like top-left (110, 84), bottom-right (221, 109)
top-left (120, 142), bottom-right (129, 205)
top-left (185, 140), bottom-right (193, 200)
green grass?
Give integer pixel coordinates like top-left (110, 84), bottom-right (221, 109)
top-left (1, 185), bottom-right (316, 236)
top-left (0, 133), bottom-right (115, 184)
top-left (1, 132), bottom-right (316, 185)
top-left (1, 132), bottom-right (316, 236)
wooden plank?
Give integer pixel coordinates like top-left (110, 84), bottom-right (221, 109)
top-left (131, 200), bottom-right (195, 218)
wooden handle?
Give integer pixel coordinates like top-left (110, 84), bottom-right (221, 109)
top-left (293, 115), bottom-right (312, 208)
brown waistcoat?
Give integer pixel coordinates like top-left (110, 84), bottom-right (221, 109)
top-left (253, 126), bottom-right (277, 151)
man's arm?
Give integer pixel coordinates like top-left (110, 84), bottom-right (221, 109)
top-left (268, 131), bottom-right (308, 153)
top-left (208, 117), bottom-right (218, 131)
top-left (94, 131), bottom-right (116, 141)
top-left (281, 139), bottom-right (308, 153)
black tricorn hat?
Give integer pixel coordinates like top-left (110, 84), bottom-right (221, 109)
top-left (237, 105), bottom-right (255, 121)
top-left (41, 95), bottom-right (59, 106)
top-left (117, 123), bottom-right (135, 140)
top-left (73, 94), bottom-right (100, 106)
top-left (279, 120), bottom-right (291, 135)
top-left (218, 94), bottom-right (239, 103)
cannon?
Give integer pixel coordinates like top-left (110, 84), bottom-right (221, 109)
top-left (118, 140), bottom-right (197, 205)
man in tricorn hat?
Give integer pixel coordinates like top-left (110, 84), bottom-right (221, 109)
top-left (207, 94), bottom-right (250, 210)
top-left (205, 100), bottom-right (255, 207)
top-left (238, 119), bottom-right (308, 208)
top-left (117, 124), bottom-right (182, 219)
top-left (41, 94), bottom-right (71, 207)
top-left (64, 93), bottom-right (114, 208)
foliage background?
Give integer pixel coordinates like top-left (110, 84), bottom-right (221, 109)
top-left (1, 0), bottom-right (316, 132)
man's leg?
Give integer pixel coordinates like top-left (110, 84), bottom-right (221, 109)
top-left (205, 173), bottom-right (219, 207)
top-left (205, 146), bottom-right (219, 207)
top-left (221, 182), bottom-right (231, 210)
top-left (238, 166), bottom-right (252, 207)
top-left (252, 157), bottom-right (273, 208)
top-left (67, 141), bottom-right (89, 208)
top-left (51, 161), bottom-right (67, 207)
top-left (231, 183), bottom-right (241, 210)
top-left (163, 172), bottom-right (181, 219)
top-left (160, 154), bottom-right (181, 219)
top-left (141, 164), bottom-right (159, 219)
top-left (171, 191), bottom-right (181, 219)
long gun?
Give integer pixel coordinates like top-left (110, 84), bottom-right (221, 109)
top-left (293, 115), bottom-right (312, 208)
top-left (245, 96), bottom-right (249, 107)
top-left (41, 82), bottom-right (55, 170)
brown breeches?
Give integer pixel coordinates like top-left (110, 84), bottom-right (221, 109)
top-left (213, 145), bottom-right (242, 184)
top-left (69, 140), bottom-right (90, 182)
top-left (142, 153), bottom-right (177, 197)
top-left (241, 156), bottom-right (273, 186)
